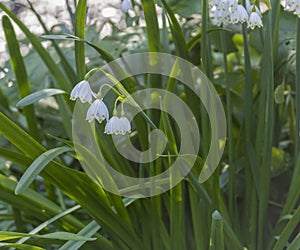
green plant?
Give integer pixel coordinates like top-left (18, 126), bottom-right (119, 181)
top-left (0, 0), bottom-right (299, 249)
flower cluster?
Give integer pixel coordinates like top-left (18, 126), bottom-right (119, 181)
top-left (284, 0), bottom-right (300, 17)
top-left (70, 80), bottom-right (131, 135)
top-left (210, 0), bottom-right (263, 29)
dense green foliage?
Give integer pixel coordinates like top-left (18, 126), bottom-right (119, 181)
top-left (0, 0), bottom-right (299, 249)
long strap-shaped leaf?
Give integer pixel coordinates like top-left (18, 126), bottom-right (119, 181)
top-left (26, 0), bottom-right (77, 84)
top-left (15, 146), bottom-right (72, 195)
top-left (0, 242), bottom-right (44, 250)
top-left (0, 173), bottom-right (84, 232)
top-left (0, 112), bottom-right (144, 250)
top-left (0, 3), bottom-right (72, 92)
top-left (0, 231), bottom-right (95, 241)
top-left (75, 0), bottom-right (87, 80)
top-left (2, 16), bottom-right (39, 141)
top-left (160, 0), bottom-right (189, 60)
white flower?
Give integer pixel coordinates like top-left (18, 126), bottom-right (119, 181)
top-left (227, 0), bottom-right (238, 9)
top-left (70, 80), bottom-right (95, 103)
top-left (285, 0), bottom-right (296, 11)
top-left (119, 117), bottom-right (131, 134)
top-left (86, 99), bottom-right (109, 123)
top-left (285, 0), bottom-right (300, 17)
top-left (213, 8), bottom-right (231, 26)
top-left (231, 5), bottom-right (248, 24)
top-left (121, 0), bottom-right (133, 13)
top-left (246, 3), bottom-right (262, 17)
top-left (105, 116), bottom-right (131, 135)
top-left (247, 11), bottom-right (263, 29)
top-left (295, 6), bottom-right (300, 17)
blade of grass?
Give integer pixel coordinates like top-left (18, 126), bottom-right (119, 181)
top-left (0, 112), bottom-right (144, 249)
top-left (75, 0), bottom-right (87, 80)
top-left (161, 0), bottom-right (189, 60)
top-left (273, 205), bottom-right (300, 250)
top-left (287, 232), bottom-right (300, 250)
top-left (0, 3), bottom-right (72, 92)
top-left (295, 18), bottom-right (300, 158)
top-left (59, 220), bottom-right (104, 250)
top-left (0, 243), bottom-right (44, 250)
top-left (0, 173), bottom-right (85, 233)
top-left (210, 210), bottom-right (225, 250)
top-left (0, 231), bottom-right (95, 241)
top-left (220, 29), bottom-right (234, 217)
top-left (26, 0), bottom-right (77, 84)
top-left (2, 16), bottom-right (39, 141)
top-left (199, 0), bottom-right (212, 160)
top-left (267, 152), bottom-right (300, 249)
top-left (16, 205), bottom-right (81, 244)
top-left (16, 89), bottom-right (66, 107)
top-left (257, 10), bottom-right (275, 250)
top-left (15, 146), bottom-right (72, 195)
top-left (141, 0), bottom-right (160, 53)
top-left (159, 96), bottom-right (184, 250)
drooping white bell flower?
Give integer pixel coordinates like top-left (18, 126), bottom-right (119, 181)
top-left (121, 0), bottom-right (133, 13)
top-left (247, 11), bottom-right (263, 29)
top-left (104, 115), bottom-right (131, 135)
top-left (70, 80), bottom-right (95, 104)
top-left (285, 0), bottom-right (300, 17)
top-left (231, 5), bottom-right (248, 24)
top-left (86, 99), bottom-right (109, 123)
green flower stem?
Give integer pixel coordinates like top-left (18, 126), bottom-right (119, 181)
top-left (241, 21), bottom-right (257, 248)
top-left (98, 83), bottom-right (123, 98)
top-left (257, 10), bottom-right (274, 250)
top-left (295, 18), bottom-right (300, 158)
top-left (220, 30), bottom-right (234, 217)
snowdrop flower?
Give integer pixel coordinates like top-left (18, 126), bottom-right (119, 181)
top-left (105, 116), bottom-right (131, 135)
top-left (231, 5), bottom-right (248, 24)
top-left (285, 0), bottom-right (300, 17)
top-left (86, 99), bottom-right (109, 123)
top-left (121, 0), bottom-right (133, 13)
top-left (247, 11), bottom-right (263, 29)
top-left (213, 7), bottom-right (231, 26)
top-left (70, 80), bottom-right (95, 103)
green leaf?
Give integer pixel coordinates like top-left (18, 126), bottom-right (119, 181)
top-left (274, 84), bottom-right (285, 104)
top-left (0, 243), bottom-right (44, 250)
top-left (287, 232), bottom-right (300, 250)
top-left (209, 29), bottom-right (238, 54)
top-left (75, 0), bottom-right (87, 80)
top-left (0, 231), bottom-right (95, 241)
top-left (41, 34), bottom-right (74, 40)
top-left (210, 211), bottom-right (225, 250)
top-left (59, 220), bottom-right (101, 250)
top-left (27, 1), bottom-right (77, 84)
top-left (16, 89), bottom-right (66, 107)
top-left (141, 0), bottom-right (160, 53)
top-left (0, 3), bottom-right (72, 91)
top-left (273, 206), bottom-right (300, 250)
top-left (15, 146), bottom-right (72, 195)
top-left (2, 15), bottom-right (39, 140)
top-left (156, 0), bottom-right (199, 17)
top-left (161, 0), bottom-right (189, 59)
top-left (0, 112), bottom-right (143, 249)
top-left (16, 205), bottom-right (81, 244)
top-left (0, 172), bottom-right (85, 230)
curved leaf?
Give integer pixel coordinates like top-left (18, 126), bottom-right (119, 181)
top-left (75, 0), bottom-right (87, 80)
top-left (2, 15), bottom-right (39, 140)
top-left (0, 3), bottom-right (72, 91)
top-left (0, 231), bottom-right (95, 241)
top-left (15, 146), bottom-right (72, 195)
top-left (17, 89), bottom-right (66, 107)
top-left (0, 243), bottom-right (44, 250)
